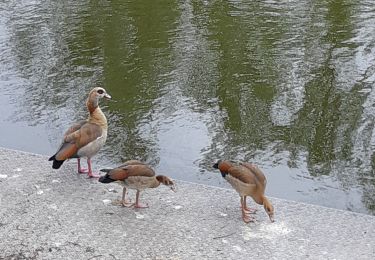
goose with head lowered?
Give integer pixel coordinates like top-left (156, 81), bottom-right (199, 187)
top-left (213, 160), bottom-right (274, 223)
top-left (49, 87), bottom-right (111, 178)
top-left (99, 160), bottom-right (176, 208)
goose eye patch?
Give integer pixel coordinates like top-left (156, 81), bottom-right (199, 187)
top-left (97, 89), bottom-right (104, 94)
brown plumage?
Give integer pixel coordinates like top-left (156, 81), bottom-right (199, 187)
top-left (99, 160), bottom-right (176, 208)
top-left (213, 160), bottom-right (274, 223)
top-left (49, 87), bottom-right (111, 177)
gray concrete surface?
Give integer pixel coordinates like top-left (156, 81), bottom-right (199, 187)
top-left (0, 147), bottom-right (374, 260)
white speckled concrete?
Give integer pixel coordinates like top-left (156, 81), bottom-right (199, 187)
top-left (0, 147), bottom-right (374, 259)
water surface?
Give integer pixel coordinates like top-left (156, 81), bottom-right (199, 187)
top-left (1, 0), bottom-right (375, 214)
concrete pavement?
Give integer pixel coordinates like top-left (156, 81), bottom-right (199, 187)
top-left (0, 147), bottom-right (374, 259)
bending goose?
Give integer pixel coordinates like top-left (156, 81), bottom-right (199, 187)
top-left (49, 87), bottom-right (111, 178)
top-left (99, 160), bottom-right (176, 208)
top-left (213, 160), bottom-right (274, 223)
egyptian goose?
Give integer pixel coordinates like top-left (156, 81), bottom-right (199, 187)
top-left (99, 160), bottom-right (176, 208)
top-left (49, 87), bottom-right (111, 178)
top-left (213, 160), bottom-right (274, 223)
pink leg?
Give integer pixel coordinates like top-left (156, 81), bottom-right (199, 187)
top-left (121, 187), bottom-right (133, 207)
top-left (242, 209), bottom-right (255, 223)
top-left (87, 159), bottom-right (100, 178)
top-left (77, 158), bottom-right (88, 173)
top-left (241, 196), bottom-right (255, 223)
top-left (241, 196), bottom-right (257, 214)
top-left (133, 190), bottom-right (148, 208)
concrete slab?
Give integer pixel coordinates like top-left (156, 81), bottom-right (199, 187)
top-left (0, 147), bottom-right (374, 259)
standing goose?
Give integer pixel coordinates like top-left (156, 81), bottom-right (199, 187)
top-left (99, 160), bottom-right (176, 208)
top-left (49, 87), bottom-right (111, 178)
top-left (213, 160), bottom-right (274, 223)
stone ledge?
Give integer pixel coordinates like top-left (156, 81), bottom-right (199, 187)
top-left (0, 147), bottom-right (374, 259)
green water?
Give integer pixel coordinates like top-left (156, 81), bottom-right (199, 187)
top-left (1, 0), bottom-right (375, 214)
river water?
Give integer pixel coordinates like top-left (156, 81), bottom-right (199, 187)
top-left (1, 0), bottom-right (375, 215)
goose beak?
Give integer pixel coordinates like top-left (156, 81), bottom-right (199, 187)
top-left (104, 93), bottom-right (112, 100)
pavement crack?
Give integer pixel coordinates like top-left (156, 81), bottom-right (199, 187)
top-left (213, 232), bottom-right (236, 240)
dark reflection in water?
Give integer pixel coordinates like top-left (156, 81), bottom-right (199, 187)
top-left (1, 0), bottom-right (375, 214)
